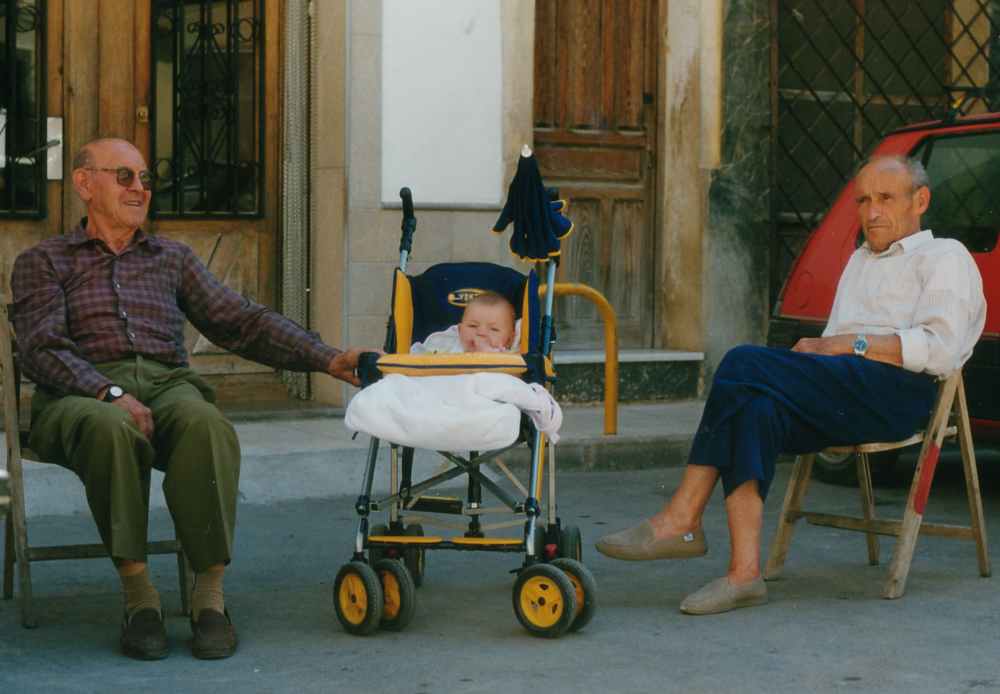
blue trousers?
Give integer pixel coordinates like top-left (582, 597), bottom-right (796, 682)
top-left (689, 345), bottom-right (938, 499)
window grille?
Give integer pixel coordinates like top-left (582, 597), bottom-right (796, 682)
top-left (150, 0), bottom-right (265, 217)
top-left (0, 0), bottom-right (45, 218)
top-left (771, 0), bottom-right (1000, 302)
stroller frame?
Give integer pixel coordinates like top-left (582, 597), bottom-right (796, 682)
top-left (332, 189), bottom-right (595, 638)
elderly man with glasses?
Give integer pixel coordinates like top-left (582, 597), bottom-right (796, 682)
top-left (10, 138), bottom-right (366, 660)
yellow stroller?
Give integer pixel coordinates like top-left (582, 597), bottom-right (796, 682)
top-left (333, 153), bottom-right (596, 638)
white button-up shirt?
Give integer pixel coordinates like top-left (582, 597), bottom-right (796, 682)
top-left (822, 230), bottom-right (986, 376)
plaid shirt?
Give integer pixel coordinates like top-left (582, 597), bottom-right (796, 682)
top-left (11, 219), bottom-right (340, 397)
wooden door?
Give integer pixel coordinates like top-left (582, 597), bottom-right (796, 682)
top-left (2, 0), bottom-right (286, 402)
top-left (533, 0), bottom-right (658, 349)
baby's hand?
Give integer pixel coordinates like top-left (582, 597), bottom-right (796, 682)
top-left (471, 336), bottom-right (503, 352)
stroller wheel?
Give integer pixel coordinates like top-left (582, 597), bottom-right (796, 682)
top-left (373, 559), bottom-right (417, 631)
top-left (559, 525), bottom-right (583, 561)
top-left (368, 524), bottom-right (389, 564)
top-left (333, 561), bottom-right (383, 636)
top-left (512, 563), bottom-right (577, 638)
top-left (550, 558), bottom-right (597, 632)
top-left (403, 524), bottom-right (425, 588)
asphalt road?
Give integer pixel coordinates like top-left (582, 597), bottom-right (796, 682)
top-left (2, 455), bottom-right (1000, 694)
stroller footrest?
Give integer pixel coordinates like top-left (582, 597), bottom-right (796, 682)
top-left (450, 537), bottom-right (522, 547)
top-left (369, 535), bottom-right (443, 545)
top-left (367, 535), bottom-right (525, 552)
top-left (408, 496), bottom-right (464, 514)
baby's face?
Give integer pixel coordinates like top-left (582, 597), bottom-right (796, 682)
top-left (459, 302), bottom-right (516, 352)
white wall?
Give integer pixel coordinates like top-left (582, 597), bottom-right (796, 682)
top-left (381, 0), bottom-right (503, 207)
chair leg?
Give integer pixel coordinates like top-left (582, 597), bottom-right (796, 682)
top-left (9, 484), bottom-right (35, 627)
top-left (856, 452), bottom-right (880, 566)
top-left (955, 376), bottom-right (990, 577)
top-left (3, 513), bottom-right (13, 599)
top-left (765, 453), bottom-right (815, 580)
top-left (883, 453), bottom-right (932, 599)
top-left (883, 376), bottom-right (957, 599)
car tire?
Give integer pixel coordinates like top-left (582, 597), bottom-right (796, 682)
top-left (812, 450), bottom-right (902, 487)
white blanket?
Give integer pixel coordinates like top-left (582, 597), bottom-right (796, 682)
top-left (345, 372), bottom-right (563, 451)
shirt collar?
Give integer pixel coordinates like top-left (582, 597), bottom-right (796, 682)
top-left (863, 229), bottom-right (934, 257)
top-left (67, 217), bottom-right (160, 250)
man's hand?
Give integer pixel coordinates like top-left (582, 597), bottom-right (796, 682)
top-left (111, 394), bottom-right (154, 439)
top-left (791, 334), bottom-right (854, 356)
top-left (327, 348), bottom-right (375, 387)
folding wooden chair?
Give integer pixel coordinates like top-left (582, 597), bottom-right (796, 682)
top-left (765, 370), bottom-right (990, 599)
top-left (1, 304), bottom-right (190, 627)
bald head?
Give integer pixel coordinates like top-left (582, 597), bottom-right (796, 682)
top-left (72, 138), bottom-right (143, 171)
top-left (857, 155), bottom-right (929, 192)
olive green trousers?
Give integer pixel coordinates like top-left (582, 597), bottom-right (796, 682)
top-left (30, 357), bottom-right (240, 573)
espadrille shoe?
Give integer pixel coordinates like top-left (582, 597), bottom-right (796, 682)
top-left (595, 521), bottom-right (707, 561)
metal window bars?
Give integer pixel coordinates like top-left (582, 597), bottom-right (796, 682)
top-left (770, 0), bottom-right (1000, 302)
top-left (0, 0), bottom-right (45, 218)
top-left (150, 0), bottom-right (265, 218)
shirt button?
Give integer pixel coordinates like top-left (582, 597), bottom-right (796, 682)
top-left (127, 331), bottom-right (136, 340)
top-left (114, 281), bottom-right (121, 289)
top-left (120, 311), bottom-right (128, 319)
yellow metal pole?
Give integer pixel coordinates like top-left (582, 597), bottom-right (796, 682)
top-left (540, 283), bottom-right (619, 435)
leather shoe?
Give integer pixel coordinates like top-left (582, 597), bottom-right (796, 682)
top-left (680, 576), bottom-right (768, 615)
top-left (120, 608), bottom-right (168, 660)
top-left (595, 521), bottom-right (707, 560)
top-left (191, 609), bottom-right (238, 660)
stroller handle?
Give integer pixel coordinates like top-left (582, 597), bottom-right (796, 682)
top-left (399, 187), bottom-right (417, 255)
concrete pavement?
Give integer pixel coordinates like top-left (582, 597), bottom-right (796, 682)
top-left (11, 400), bottom-right (706, 517)
top-left (2, 448), bottom-right (1000, 693)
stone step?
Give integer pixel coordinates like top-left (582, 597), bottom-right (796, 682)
top-left (552, 349), bottom-right (703, 403)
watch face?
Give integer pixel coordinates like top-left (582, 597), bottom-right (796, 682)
top-left (108, 385), bottom-right (124, 399)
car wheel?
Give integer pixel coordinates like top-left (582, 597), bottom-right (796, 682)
top-left (812, 450), bottom-right (901, 487)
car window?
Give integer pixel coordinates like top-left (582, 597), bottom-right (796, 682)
top-left (913, 131), bottom-right (1000, 253)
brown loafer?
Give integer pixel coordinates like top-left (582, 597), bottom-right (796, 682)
top-left (191, 609), bottom-right (238, 660)
top-left (595, 521), bottom-right (707, 561)
top-left (680, 576), bottom-right (768, 615)
top-left (121, 608), bottom-right (168, 660)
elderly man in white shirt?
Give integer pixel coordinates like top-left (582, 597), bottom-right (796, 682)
top-left (595, 154), bottom-right (986, 615)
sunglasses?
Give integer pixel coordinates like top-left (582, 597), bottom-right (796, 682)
top-left (84, 166), bottom-right (154, 191)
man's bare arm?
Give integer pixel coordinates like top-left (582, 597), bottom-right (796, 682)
top-left (792, 333), bottom-right (903, 366)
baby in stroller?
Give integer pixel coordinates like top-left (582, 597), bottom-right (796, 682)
top-left (412, 291), bottom-right (519, 354)
top-left (335, 159), bottom-right (593, 640)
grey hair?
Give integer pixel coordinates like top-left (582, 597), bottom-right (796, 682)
top-left (72, 145), bottom-right (94, 170)
top-left (857, 154), bottom-right (929, 191)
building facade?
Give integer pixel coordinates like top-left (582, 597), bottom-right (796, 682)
top-left (0, 0), bottom-right (772, 406)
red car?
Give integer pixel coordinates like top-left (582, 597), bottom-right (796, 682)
top-left (769, 113), bottom-right (1000, 482)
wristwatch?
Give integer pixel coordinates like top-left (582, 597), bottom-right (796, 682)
top-left (102, 385), bottom-right (125, 402)
top-left (852, 334), bottom-right (869, 358)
